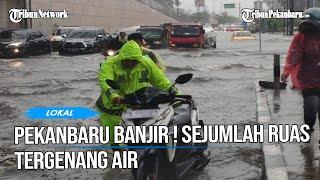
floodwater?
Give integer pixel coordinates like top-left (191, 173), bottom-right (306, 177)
top-left (0, 32), bottom-right (293, 180)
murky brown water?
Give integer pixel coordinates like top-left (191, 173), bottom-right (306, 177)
top-left (0, 32), bottom-right (293, 179)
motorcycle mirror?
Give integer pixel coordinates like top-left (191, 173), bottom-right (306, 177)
top-left (106, 79), bottom-right (120, 89)
top-left (97, 34), bottom-right (104, 39)
top-left (175, 73), bottom-right (193, 84)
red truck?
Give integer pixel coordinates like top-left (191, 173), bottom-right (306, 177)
top-left (166, 23), bottom-right (205, 48)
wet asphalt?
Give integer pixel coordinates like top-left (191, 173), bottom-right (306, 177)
top-left (0, 31), bottom-right (294, 180)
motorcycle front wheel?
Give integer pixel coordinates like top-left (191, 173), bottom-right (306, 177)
top-left (131, 151), bottom-right (176, 180)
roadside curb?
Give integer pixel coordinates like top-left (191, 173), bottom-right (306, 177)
top-left (255, 82), bottom-right (288, 180)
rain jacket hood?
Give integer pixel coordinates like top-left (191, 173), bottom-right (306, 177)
top-left (118, 40), bottom-right (143, 62)
top-left (299, 8), bottom-right (320, 33)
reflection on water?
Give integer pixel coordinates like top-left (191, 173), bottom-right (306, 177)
top-left (8, 60), bottom-right (23, 68)
top-left (300, 144), bottom-right (320, 179)
top-left (273, 89), bottom-right (281, 113)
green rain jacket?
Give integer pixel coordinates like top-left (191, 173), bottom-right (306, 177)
top-left (98, 41), bottom-right (172, 111)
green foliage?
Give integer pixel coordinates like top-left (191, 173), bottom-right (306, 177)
top-left (157, 0), bottom-right (174, 7)
top-left (215, 14), bottom-right (240, 24)
top-left (259, 19), bottom-right (284, 32)
top-left (191, 12), bottom-right (210, 23)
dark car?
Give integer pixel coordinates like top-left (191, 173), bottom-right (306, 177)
top-left (51, 26), bottom-right (80, 51)
top-left (0, 29), bottom-right (51, 58)
top-left (137, 27), bottom-right (167, 49)
top-left (59, 27), bottom-right (108, 55)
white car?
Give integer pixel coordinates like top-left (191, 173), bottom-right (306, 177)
top-left (204, 30), bottom-right (217, 48)
top-left (51, 26), bottom-right (80, 51)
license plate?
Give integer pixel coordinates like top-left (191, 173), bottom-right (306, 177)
top-left (70, 49), bottom-right (79, 52)
top-left (122, 109), bottom-right (159, 119)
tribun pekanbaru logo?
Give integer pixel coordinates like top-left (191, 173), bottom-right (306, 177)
top-left (9, 9), bottom-right (68, 23)
top-left (241, 8), bottom-right (309, 23)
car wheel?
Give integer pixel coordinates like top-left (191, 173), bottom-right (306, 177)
top-left (46, 45), bottom-right (52, 54)
top-left (22, 48), bottom-right (31, 58)
top-left (212, 42), bottom-right (217, 49)
top-left (58, 50), bottom-right (65, 55)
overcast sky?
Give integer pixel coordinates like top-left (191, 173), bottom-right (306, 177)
top-left (180, 0), bottom-right (255, 16)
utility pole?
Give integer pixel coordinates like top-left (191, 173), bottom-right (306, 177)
top-left (286, 0), bottom-right (289, 35)
top-left (283, 0), bottom-right (285, 35)
top-left (29, 0), bottom-right (32, 28)
top-left (258, 0), bottom-right (262, 52)
top-left (239, 3), bottom-right (241, 19)
top-left (212, 0), bottom-right (215, 15)
top-left (220, 1), bottom-right (222, 15)
top-left (289, 0), bottom-right (294, 35)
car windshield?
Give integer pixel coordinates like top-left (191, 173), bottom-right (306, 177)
top-left (68, 30), bottom-right (97, 39)
top-left (172, 26), bottom-right (200, 36)
top-left (235, 31), bottom-right (252, 37)
top-left (139, 29), bottom-right (162, 39)
top-left (56, 28), bottom-right (75, 36)
top-left (0, 30), bottom-right (27, 40)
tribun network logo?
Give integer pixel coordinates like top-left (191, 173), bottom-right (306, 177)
top-left (241, 8), bottom-right (308, 23)
top-left (9, 9), bottom-right (68, 23)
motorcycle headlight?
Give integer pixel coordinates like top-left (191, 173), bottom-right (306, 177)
top-left (107, 50), bottom-right (115, 56)
top-left (6, 42), bottom-right (23, 48)
top-left (155, 108), bottom-right (171, 122)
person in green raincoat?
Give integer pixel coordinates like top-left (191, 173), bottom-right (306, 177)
top-left (97, 40), bottom-right (174, 145)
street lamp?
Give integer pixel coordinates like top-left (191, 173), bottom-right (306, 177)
top-left (258, 0), bottom-right (262, 52)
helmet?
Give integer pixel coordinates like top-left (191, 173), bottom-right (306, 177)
top-left (299, 8), bottom-right (320, 34)
top-left (304, 8), bottom-right (320, 21)
top-left (128, 32), bottom-right (144, 42)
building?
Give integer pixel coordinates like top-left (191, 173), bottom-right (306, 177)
top-left (0, 0), bottom-right (176, 34)
top-left (254, 1), bottom-right (270, 10)
top-left (0, 0), bottom-right (27, 29)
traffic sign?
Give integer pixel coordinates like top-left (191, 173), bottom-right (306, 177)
top-left (224, 3), bottom-right (235, 9)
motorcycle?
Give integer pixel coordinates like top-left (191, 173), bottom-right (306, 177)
top-left (102, 49), bottom-right (116, 57)
top-left (106, 73), bottom-right (210, 180)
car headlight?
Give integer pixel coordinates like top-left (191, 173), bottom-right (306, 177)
top-left (84, 42), bottom-right (95, 47)
top-left (154, 41), bottom-right (161, 44)
top-left (6, 42), bottom-right (23, 48)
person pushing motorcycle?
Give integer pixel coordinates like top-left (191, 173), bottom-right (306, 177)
top-left (97, 40), bottom-right (176, 145)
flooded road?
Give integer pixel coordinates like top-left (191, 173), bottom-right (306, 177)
top-left (0, 32), bottom-right (293, 179)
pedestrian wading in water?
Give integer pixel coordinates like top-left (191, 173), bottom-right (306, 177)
top-left (281, 8), bottom-right (320, 134)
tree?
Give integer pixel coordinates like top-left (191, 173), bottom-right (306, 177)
top-left (174, 0), bottom-right (181, 14)
top-left (215, 14), bottom-right (240, 24)
top-left (191, 12), bottom-right (210, 23)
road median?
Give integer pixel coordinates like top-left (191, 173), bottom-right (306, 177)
top-left (255, 82), bottom-right (288, 180)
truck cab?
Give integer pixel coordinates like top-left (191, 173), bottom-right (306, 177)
top-left (137, 26), bottom-right (167, 49)
top-left (168, 23), bottom-right (205, 48)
